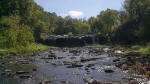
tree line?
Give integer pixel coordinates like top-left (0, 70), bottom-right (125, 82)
top-left (0, 0), bottom-right (150, 49)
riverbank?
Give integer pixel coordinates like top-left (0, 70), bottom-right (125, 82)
top-left (0, 43), bottom-right (56, 56)
top-left (0, 43), bottom-right (56, 84)
top-left (1, 45), bottom-right (150, 84)
top-left (0, 44), bottom-right (150, 84)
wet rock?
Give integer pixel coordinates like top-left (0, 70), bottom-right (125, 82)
top-left (48, 53), bottom-right (57, 59)
top-left (104, 70), bottom-right (114, 73)
top-left (85, 67), bottom-right (89, 70)
top-left (0, 56), bottom-right (3, 59)
top-left (19, 74), bottom-right (32, 79)
top-left (7, 72), bottom-right (14, 77)
top-left (52, 62), bottom-right (63, 66)
top-left (63, 61), bottom-right (72, 65)
top-left (32, 68), bottom-right (37, 71)
top-left (70, 57), bottom-right (76, 59)
top-left (83, 78), bottom-right (94, 83)
top-left (91, 67), bottom-right (96, 70)
top-left (128, 81), bottom-right (138, 84)
top-left (21, 60), bottom-right (30, 64)
top-left (1, 72), bottom-right (6, 76)
top-left (41, 57), bottom-right (53, 59)
top-left (9, 61), bottom-right (13, 64)
top-left (67, 63), bottom-right (83, 68)
top-left (69, 50), bottom-right (79, 54)
top-left (44, 79), bottom-right (52, 84)
top-left (86, 64), bottom-right (95, 67)
top-left (61, 81), bottom-right (69, 84)
top-left (91, 80), bottom-right (101, 84)
top-left (81, 58), bottom-right (99, 62)
top-left (87, 69), bottom-right (92, 73)
top-left (16, 71), bottom-right (29, 74)
top-left (4, 69), bottom-right (12, 72)
top-left (113, 58), bottom-right (120, 62)
top-left (57, 57), bottom-right (65, 59)
top-left (115, 50), bottom-right (123, 54)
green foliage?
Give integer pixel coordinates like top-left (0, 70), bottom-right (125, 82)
top-left (0, 16), bottom-right (34, 48)
top-left (88, 9), bottom-right (119, 39)
top-left (124, 0), bottom-right (150, 42)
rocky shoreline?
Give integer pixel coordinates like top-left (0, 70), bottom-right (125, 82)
top-left (0, 46), bottom-right (150, 84)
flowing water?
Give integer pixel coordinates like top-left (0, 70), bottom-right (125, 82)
top-left (1, 47), bottom-right (148, 84)
top-left (22, 47), bottom-right (146, 84)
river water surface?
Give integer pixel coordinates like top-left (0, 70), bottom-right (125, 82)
top-left (20, 47), bottom-right (148, 84)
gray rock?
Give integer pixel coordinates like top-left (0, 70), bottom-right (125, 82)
top-left (16, 71), bottom-right (29, 74)
top-left (105, 70), bottom-right (114, 73)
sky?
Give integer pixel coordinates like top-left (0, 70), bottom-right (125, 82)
top-left (34, 0), bottom-right (125, 19)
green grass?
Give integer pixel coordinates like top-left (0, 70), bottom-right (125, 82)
top-left (0, 43), bottom-right (56, 56)
top-left (131, 43), bottom-right (150, 55)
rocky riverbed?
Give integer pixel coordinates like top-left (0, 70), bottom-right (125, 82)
top-left (0, 46), bottom-right (149, 84)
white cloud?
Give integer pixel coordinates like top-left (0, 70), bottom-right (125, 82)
top-left (68, 11), bottom-right (84, 17)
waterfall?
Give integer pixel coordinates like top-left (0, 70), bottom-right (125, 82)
top-left (92, 36), bottom-right (96, 45)
top-left (84, 40), bottom-right (88, 46)
top-left (92, 36), bottom-right (99, 45)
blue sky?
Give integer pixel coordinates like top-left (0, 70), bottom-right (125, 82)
top-left (34, 0), bottom-right (125, 19)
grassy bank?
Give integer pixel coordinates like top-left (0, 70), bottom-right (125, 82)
top-left (131, 43), bottom-right (150, 55)
top-left (0, 43), bottom-right (56, 56)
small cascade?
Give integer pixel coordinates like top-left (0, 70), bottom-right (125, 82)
top-left (96, 36), bottom-right (99, 44)
top-left (84, 40), bottom-right (88, 46)
top-left (91, 36), bottom-right (99, 45)
top-left (92, 36), bottom-right (96, 45)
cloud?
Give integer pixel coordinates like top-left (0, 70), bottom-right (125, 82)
top-left (68, 11), bottom-right (84, 17)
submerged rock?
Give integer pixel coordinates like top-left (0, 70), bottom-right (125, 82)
top-left (16, 71), bottom-right (29, 74)
top-left (4, 69), bottom-right (12, 72)
top-left (104, 70), bottom-right (114, 73)
top-left (83, 78), bottom-right (94, 83)
top-left (19, 75), bottom-right (32, 79)
top-left (67, 63), bottom-right (83, 68)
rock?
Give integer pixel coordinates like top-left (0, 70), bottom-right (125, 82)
top-left (81, 58), bottom-right (99, 62)
top-left (52, 63), bottom-right (63, 66)
top-left (48, 53), bottom-right (57, 59)
top-left (5, 69), bottom-right (12, 72)
top-left (83, 78), bottom-right (94, 83)
top-left (21, 60), bottom-right (30, 64)
top-left (32, 68), bottom-right (37, 71)
top-left (115, 50), bottom-right (123, 54)
top-left (41, 57), bottom-right (53, 59)
top-left (86, 64), bottom-right (95, 67)
top-left (113, 58), bottom-right (120, 62)
top-left (87, 70), bottom-right (92, 73)
top-left (91, 67), bottom-right (96, 70)
top-left (16, 71), bottom-right (29, 74)
top-left (44, 79), bottom-right (52, 84)
top-left (63, 61), bottom-right (72, 65)
top-left (70, 57), bottom-right (76, 59)
top-left (9, 61), bottom-right (13, 64)
top-left (85, 67), bottom-right (89, 70)
top-left (67, 63), bottom-right (83, 68)
top-left (1, 72), bottom-right (6, 76)
top-left (57, 57), bottom-right (65, 59)
top-left (128, 81), bottom-right (138, 84)
top-left (92, 80), bottom-right (101, 84)
top-left (7, 72), bottom-right (14, 77)
top-left (105, 70), bottom-right (114, 73)
top-left (19, 75), bottom-right (32, 79)
top-left (61, 81), bottom-right (69, 84)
